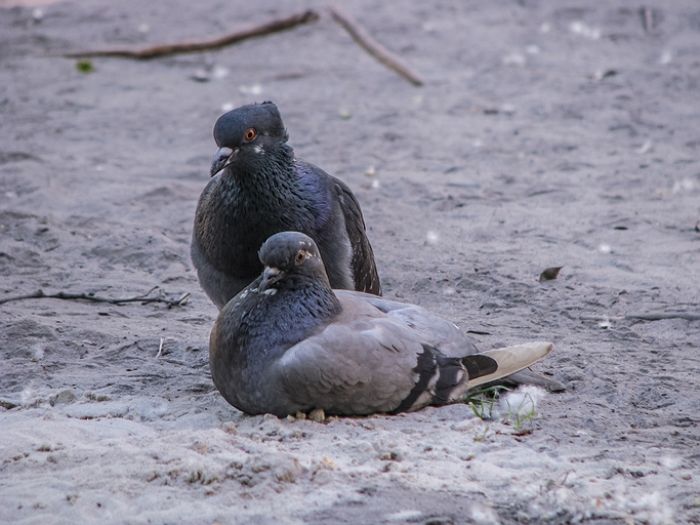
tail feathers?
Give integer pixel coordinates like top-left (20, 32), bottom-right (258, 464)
top-left (462, 341), bottom-right (553, 390)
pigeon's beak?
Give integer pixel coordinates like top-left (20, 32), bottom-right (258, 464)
top-left (210, 146), bottom-right (238, 177)
top-left (260, 266), bottom-right (284, 291)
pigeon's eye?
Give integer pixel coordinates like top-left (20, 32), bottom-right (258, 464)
top-left (243, 128), bottom-right (257, 142)
top-left (294, 251), bottom-right (305, 265)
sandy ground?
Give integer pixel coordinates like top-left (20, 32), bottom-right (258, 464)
top-left (1, 0), bottom-right (699, 523)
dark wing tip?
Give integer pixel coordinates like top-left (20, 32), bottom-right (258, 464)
top-left (334, 180), bottom-right (382, 296)
top-left (462, 355), bottom-right (498, 380)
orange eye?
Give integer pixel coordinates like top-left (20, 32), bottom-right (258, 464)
top-left (244, 128), bottom-right (257, 142)
top-left (295, 251), bottom-right (305, 265)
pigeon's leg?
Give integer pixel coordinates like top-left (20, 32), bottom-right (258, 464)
top-left (289, 408), bottom-right (326, 422)
top-left (308, 408), bottom-right (326, 423)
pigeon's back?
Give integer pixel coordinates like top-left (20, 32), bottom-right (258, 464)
top-left (294, 160), bottom-right (382, 296)
top-left (335, 290), bottom-right (477, 357)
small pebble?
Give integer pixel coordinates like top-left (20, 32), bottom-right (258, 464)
top-left (426, 231), bottom-right (439, 245)
top-left (238, 84), bottom-right (263, 95)
top-left (49, 389), bottom-right (76, 406)
top-left (191, 69), bottom-right (210, 82)
top-left (31, 343), bottom-right (45, 361)
top-left (671, 178), bottom-right (695, 194)
top-left (569, 21), bottom-right (601, 40)
top-left (211, 65), bottom-right (229, 80)
top-left (598, 317), bottom-right (612, 329)
top-left (502, 52), bottom-right (526, 66)
top-left (636, 140), bottom-right (653, 154)
top-left (386, 510), bottom-right (423, 522)
top-left (592, 69), bottom-right (617, 81)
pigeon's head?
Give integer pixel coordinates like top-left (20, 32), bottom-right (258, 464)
top-left (210, 101), bottom-right (289, 177)
top-left (257, 232), bottom-right (327, 291)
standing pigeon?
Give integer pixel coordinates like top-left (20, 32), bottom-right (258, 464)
top-left (209, 231), bottom-right (554, 417)
top-left (192, 101), bottom-right (381, 309)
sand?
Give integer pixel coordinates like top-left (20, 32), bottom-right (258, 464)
top-left (1, 0), bottom-right (699, 523)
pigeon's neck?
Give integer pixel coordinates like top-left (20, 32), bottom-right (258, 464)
top-left (282, 275), bottom-right (342, 318)
top-left (249, 278), bottom-right (341, 350)
top-left (218, 146), bottom-right (317, 227)
top-left (197, 144), bottom-right (319, 277)
top-left (210, 278), bottom-right (341, 414)
top-left (232, 144), bottom-right (297, 197)
top-left (292, 281), bottom-right (342, 325)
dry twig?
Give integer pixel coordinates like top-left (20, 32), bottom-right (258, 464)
top-left (639, 7), bottom-right (655, 33)
top-left (0, 287), bottom-right (190, 308)
top-left (329, 6), bottom-right (424, 86)
top-left (63, 7), bottom-right (423, 88)
top-left (0, 399), bottom-right (19, 410)
top-left (581, 312), bottom-right (700, 323)
top-left (626, 312), bottom-right (700, 322)
top-left (64, 10), bottom-right (319, 59)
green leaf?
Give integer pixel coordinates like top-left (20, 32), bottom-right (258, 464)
top-left (76, 59), bottom-right (94, 74)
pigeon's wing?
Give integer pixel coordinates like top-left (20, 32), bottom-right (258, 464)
top-left (273, 309), bottom-right (554, 416)
top-left (275, 317), bottom-right (430, 415)
top-left (334, 290), bottom-right (478, 357)
top-left (273, 291), bottom-right (486, 415)
top-left (332, 178), bottom-right (382, 295)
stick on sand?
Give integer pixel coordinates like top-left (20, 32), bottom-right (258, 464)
top-left (64, 10), bottom-right (319, 59)
top-left (329, 6), bottom-right (424, 87)
top-left (626, 312), bottom-right (700, 322)
top-left (0, 287), bottom-right (190, 308)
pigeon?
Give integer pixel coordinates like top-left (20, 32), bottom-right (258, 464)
top-left (191, 101), bottom-right (381, 309)
top-left (209, 231), bottom-right (554, 417)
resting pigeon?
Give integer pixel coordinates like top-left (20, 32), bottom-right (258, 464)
top-left (209, 232), bottom-right (554, 417)
top-left (191, 101), bottom-right (381, 309)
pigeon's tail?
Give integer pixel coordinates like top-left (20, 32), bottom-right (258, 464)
top-left (462, 342), bottom-right (554, 390)
top-left (398, 342), bottom-right (553, 413)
